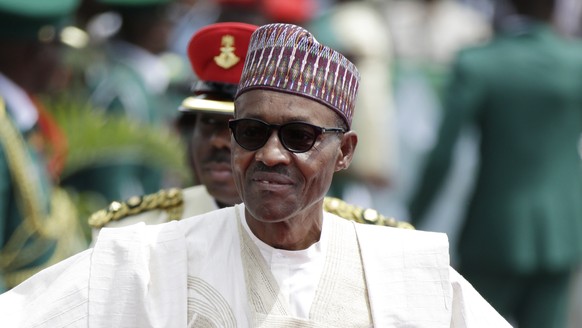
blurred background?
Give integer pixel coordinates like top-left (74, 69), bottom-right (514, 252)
top-left (1, 0), bottom-right (581, 327)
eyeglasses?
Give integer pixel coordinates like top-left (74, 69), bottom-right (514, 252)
top-left (228, 118), bottom-right (346, 153)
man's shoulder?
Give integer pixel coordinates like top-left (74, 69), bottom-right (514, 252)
top-left (88, 187), bottom-right (184, 229)
top-left (354, 219), bottom-right (449, 252)
top-left (323, 197), bottom-right (414, 229)
top-left (88, 185), bottom-right (216, 229)
top-left (92, 205), bottom-right (233, 250)
top-left (321, 197), bottom-right (447, 254)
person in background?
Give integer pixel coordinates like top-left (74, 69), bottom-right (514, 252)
top-left (86, 0), bottom-right (178, 124)
top-left (88, 21), bottom-right (411, 237)
top-left (61, 0), bottom-right (183, 208)
top-left (408, 0), bottom-right (582, 326)
top-left (88, 22), bottom-right (256, 232)
top-left (0, 0), bottom-right (87, 291)
top-left (381, 0), bottom-right (492, 251)
top-left (0, 22), bottom-right (510, 327)
top-left (308, 0), bottom-right (398, 214)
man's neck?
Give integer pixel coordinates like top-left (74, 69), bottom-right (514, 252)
top-left (244, 206), bottom-right (324, 251)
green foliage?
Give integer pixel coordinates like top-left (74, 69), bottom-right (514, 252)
top-left (45, 96), bottom-right (190, 182)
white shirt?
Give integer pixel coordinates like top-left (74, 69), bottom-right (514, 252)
top-left (241, 211), bottom-right (328, 318)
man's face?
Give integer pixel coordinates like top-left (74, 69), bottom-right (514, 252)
top-left (232, 89), bottom-right (354, 223)
top-left (190, 112), bottom-right (241, 206)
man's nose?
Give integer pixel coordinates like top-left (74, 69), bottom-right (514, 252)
top-left (254, 131), bottom-right (291, 166)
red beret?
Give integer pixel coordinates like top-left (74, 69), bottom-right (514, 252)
top-left (181, 22), bottom-right (257, 114)
top-left (187, 22), bottom-right (257, 85)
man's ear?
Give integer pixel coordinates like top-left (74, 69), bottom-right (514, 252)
top-left (335, 131), bottom-right (358, 172)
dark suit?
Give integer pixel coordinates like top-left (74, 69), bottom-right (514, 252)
top-left (409, 23), bottom-right (582, 327)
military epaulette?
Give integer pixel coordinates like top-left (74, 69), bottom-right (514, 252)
top-left (88, 188), bottom-right (184, 228)
top-left (323, 197), bottom-right (414, 229)
top-left (88, 190), bottom-right (414, 230)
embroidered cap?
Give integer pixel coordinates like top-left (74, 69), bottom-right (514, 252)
top-left (180, 22), bottom-right (258, 114)
top-left (236, 23), bottom-right (360, 129)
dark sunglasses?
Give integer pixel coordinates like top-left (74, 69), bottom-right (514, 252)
top-left (228, 118), bottom-right (346, 153)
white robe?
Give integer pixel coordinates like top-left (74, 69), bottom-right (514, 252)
top-left (0, 205), bottom-right (511, 327)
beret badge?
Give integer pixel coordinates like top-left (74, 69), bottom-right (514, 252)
top-left (214, 35), bottom-right (240, 69)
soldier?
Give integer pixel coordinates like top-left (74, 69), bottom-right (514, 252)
top-left (63, 0), bottom-right (180, 205)
top-left (409, 0), bottom-right (582, 326)
top-left (88, 22), bottom-right (411, 236)
top-left (0, 0), bottom-right (87, 291)
top-left (87, 0), bottom-right (177, 125)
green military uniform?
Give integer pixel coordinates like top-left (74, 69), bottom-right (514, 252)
top-left (87, 40), bottom-right (168, 125)
top-left (63, 0), bottom-right (178, 204)
top-left (86, 0), bottom-right (176, 126)
top-left (409, 21), bottom-right (582, 327)
top-left (0, 0), bottom-right (87, 291)
top-left (0, 101), bottom-right (85, 290)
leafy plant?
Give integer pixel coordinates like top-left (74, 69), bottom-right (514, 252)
top-left (44, 95), bottom-right (190, 183)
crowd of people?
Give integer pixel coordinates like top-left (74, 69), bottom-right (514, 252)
top-left (0, 0), bottom-right (581, 327)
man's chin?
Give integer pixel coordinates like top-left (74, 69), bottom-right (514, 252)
top-left (245, 197), bottom-right (297, 222)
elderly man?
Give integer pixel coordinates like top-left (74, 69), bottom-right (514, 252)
top-left (0, 23), bottom-right (510, 327)
top-left (88, 22), bottom-right (407, 233)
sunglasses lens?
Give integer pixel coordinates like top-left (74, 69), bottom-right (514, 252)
top-left (231, 119), bottom-right (322, 153)
top-left (280, 123), bottom-right (318, 153)
top-left (233, 119), bottom-right (269, 150)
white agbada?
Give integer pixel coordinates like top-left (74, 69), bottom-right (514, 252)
top-left (240, 209), bottom-right (328, 319)
top-left (0, 205), bottom-right (512, 327)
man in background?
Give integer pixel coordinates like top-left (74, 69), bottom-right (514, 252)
top-left (409, 0), bottom-right (582, 326)
top-left (63, 0), bottom-right (180, 206)
top-left (0, 0), bottom-right (86, 291)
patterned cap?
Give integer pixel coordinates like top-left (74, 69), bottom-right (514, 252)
top-left (236, 23), bottom-right (360, 129)
top-left (180, 22), bottom-right (258, 114)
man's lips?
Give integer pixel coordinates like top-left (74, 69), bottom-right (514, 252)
top-left (251, 172), bottom-right (295, 186)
